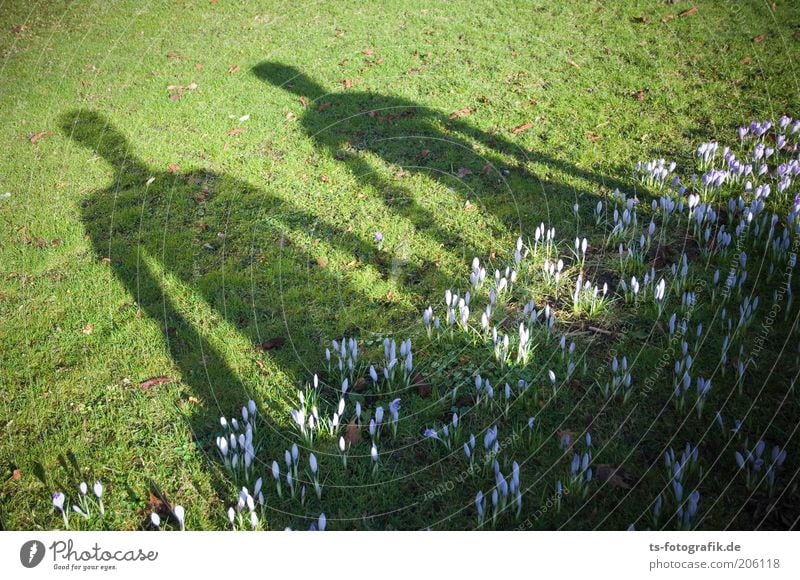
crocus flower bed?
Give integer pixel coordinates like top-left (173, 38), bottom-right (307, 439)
top-left (44, 116), bottom-right (800, 531)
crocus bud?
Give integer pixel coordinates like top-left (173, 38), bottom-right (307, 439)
top-left (150, 512), bottom-right (161, 528)
top-left (173, 505), bottom-right (185, 531)
top-left (79, 482), bottom-right (88, 495)
top-left (309, 453), bottom-right (318, 474)
top-left (52, 492), bottom-right (65, 511)
top-left (93, 481), bottom-right (103, 499)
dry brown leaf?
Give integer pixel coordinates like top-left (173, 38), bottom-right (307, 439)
top-left (169, 92), bottom-right (181, 101)
top-left (147, 491), bottom-right (169, 516)
top-left (82, 323), bottom-right (94, 335)
top-left (449, 107), bottom-right (472, 119)
top-left (753, 34), bottom-right (765, 43)
top-left (315, 256), bottom-right (328, 268)
top-left (255, 359), bottom-right (268, 373)
top-left (10, 469), bottom-right (21, 481)
top-left (166, 52), bottom-right (188, 59)
top-left (456, 167), bottom-right (472, 178)
top-left (586, 131), bottom-right (601, 142)
top-left (188, 396), bottom-right (201, 404)
top-left (557, 429), bottom-right (577, 450)
top-left (260, 336), bottom-right (285, 350)
top-left (464, 200), bottom-right (475, 211)
top-left (740, 56), bottom-right (752, 64)
top-left (344, 419), bottom-right (361, 445)
top-left (661, 14), bottom-right (675, 23)
top-left (419, 149), bottom-right (430, 158)
top-left (317, 102), bottom-right (332, 112)
top-left (414, 373), bottom-right (432, 398)
top-left (511, 122), bottom-right (533, 134)
top-left (227, 127), bottom-right (245, 136)
top-left (595, 464), bottom-right (632, 489)
top-left (30, 131), bottom-right (53, 144)
top-left (632, 15), bottom-right (651, 24)
top-left (167, 163), bottom-right (180, 173)
top-left (186, 82), bottom-right (198, 90)
top-left (342, 79), bottom-right (353, 89)
top-left (567, 59), bottom-right (580, 69)
top-left (362, 48), bottom-right (376, 55)
top-left (139, 376), bottom-right (173, 390)
top-left (680, 6), bottom-right (698, 17)
top-left (227, 64), bottom-right (240, 74)
top-left (298, 96), bottom-right (308, 108)
top-left (633, 89), bottom-right (647, 101)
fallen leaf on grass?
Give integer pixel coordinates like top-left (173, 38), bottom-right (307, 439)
top-left (557, 429), bottom-right (577, 450)
top-left (169, 92), bottom-right (181, 101)
top-left (661, 14), bottom-right (675, 23)
top-left (260, 336), bottom-right (285, 350)
top-left (449, 107), bottom-right (472, 119)
top-left (315, 256), bottom-right (328, 268)
top-left (567, 59), bottom-right (580, 69)
top-left (10, 469), bottom-right (21, 481)
top-left (166, 52), bottom-right (188, 60)
top-left (456, 167), bottom-right (472, 178)
top-left (595, 464), bottom-right (632, 489)
top-left (227, 64), bottom-right (240, 74)
top-left (139, 376), bottom-right (173, 390)
top-left (413, 373), bottom-right (432, 398)
top-left (633, 89), bottom-right (647, 101)
top-left (187, 396), bottom-right (201, 405)
top-left (511, 121), bottom-right (533, 134)
top-left (167, 163), bottom-right (180, 173)
top-left (586, 131), bottom-right (601, 142)
top-left (362, 48), bottom-right (376, 55)
top-left (82, 323), bottom-right (94, 335)
top-left (30, 131), bottom-right (53, 144)
top-left (632, 15), bottom-right (651, 24)
top-left (317, 102), bottom-right (332, 112)
top-left (740, 56), bottom-right (752, 64)
top-left (255, 359), bottom-right (268, 373)
top-left (147, 491), bottom-right (169, 516)
top-left (679, 6), bottom-right (698, 17)
top-left (298, 96), bottom-right (308, 108)
top-left (753, 34), bottom-right (765, 43)
top-left (344, 419), bottom-right (361, 445)
top-left (342, 79), bottom-right (353, 89)
top-left (227, 127), bottom-right (245, 136)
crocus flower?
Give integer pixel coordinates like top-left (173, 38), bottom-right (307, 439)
top-left (79, 482), bottom-right (88, 495)
top-left (173, 505), bottom-right (185, 531)
top-left (227, 507), bottom-right (235, 529)
top-left (52, 492), bottom-right (69, 528)
top-left (151, 512), bottom-right (161, 529)
top-left (318, 512), bottom-right (327, 531)
top-left (309, 453), bottom-right (318, 474)
top-left (93, 480), bottom-right (105, 514)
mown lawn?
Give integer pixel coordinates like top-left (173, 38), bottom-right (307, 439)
top-left (1, 0), bottom-right (799, 530)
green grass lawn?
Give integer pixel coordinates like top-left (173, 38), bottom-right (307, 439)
top-left (1, 0), bottom-right (799, 530)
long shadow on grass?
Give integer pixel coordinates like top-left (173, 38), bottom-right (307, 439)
top-left (61, 110), bottom-right (424, 433)
top-left (253, 61), bottom-right (631, 254)
top-left (62, 85), bottom-right (627, 526)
